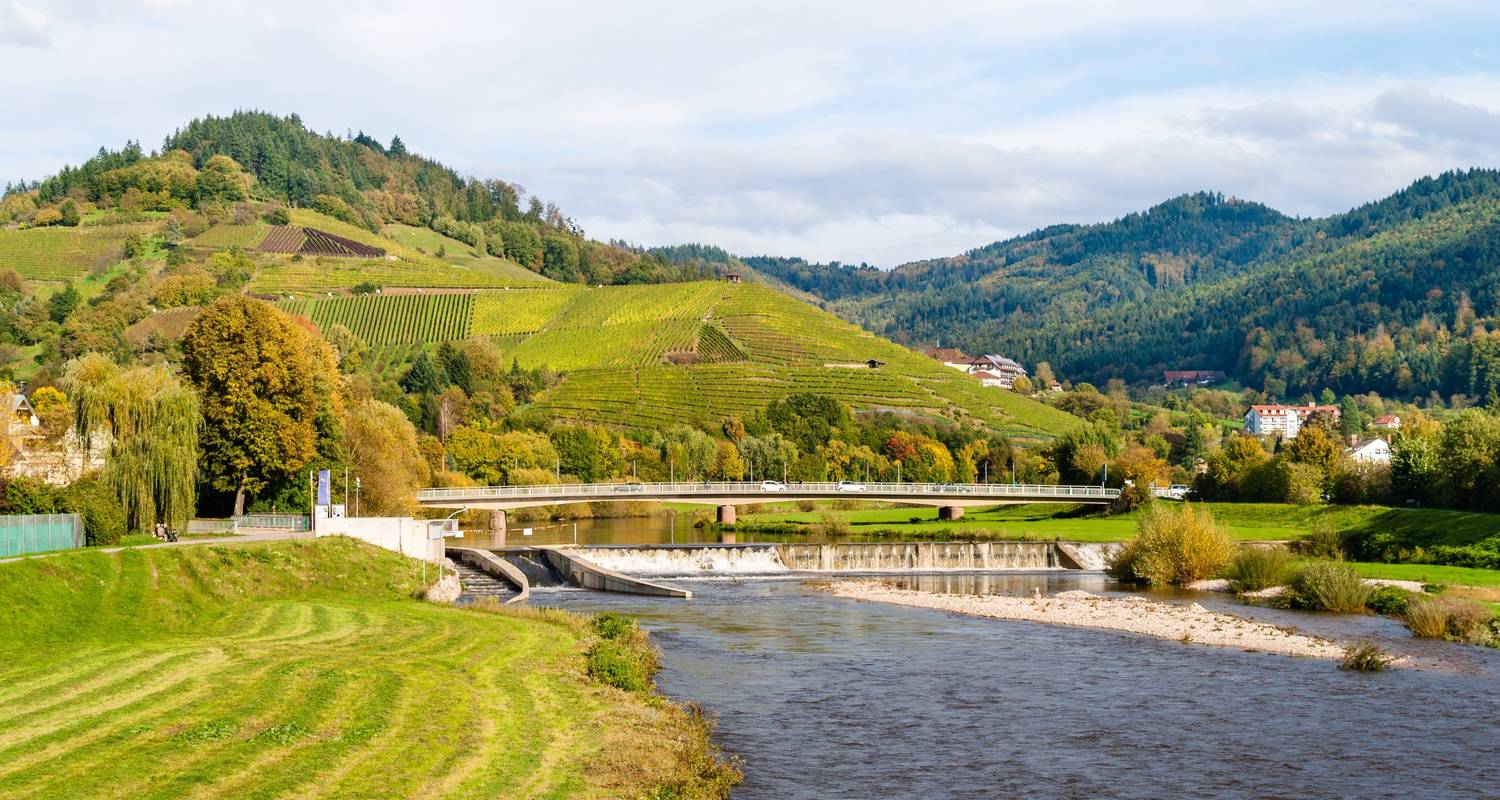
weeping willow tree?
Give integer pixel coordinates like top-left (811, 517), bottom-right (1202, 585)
top-left (64, 353), bottom-right (200, 533)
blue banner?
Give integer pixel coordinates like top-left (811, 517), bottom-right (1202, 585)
top-left (317, 470), bottom-right (331, 506)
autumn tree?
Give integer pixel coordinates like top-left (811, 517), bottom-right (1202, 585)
top-left (180, 296), bottom-right (336, 516)
top-left (343, 398), bottom-right (428, 515)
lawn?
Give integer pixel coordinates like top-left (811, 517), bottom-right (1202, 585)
top-left (738, 501), bottom-right (1500, 545)
top-left (0, 538), bottom-right (731, 799)
top-left (1346, 561), bottom-right (1500, 589)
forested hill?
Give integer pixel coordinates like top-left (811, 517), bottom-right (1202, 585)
top-left (3, 111), bottom-right (718, 285)
top-left (751, 170), bottom-right (1500, 402)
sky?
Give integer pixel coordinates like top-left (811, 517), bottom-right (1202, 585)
top-left (4, 1), bottom-right (1500, 266)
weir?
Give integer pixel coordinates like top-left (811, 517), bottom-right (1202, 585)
top-left (501, 541), bottom-right (1119, 586)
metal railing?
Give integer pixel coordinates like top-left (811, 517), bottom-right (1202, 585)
top-left (232, 514), bottom-right (311, 531)
top-left (416, 481), bottom-right (1119, 504)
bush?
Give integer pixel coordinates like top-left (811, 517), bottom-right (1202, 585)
top-left (1339, 641), bottom-right (1394, 672)
top-left (816, 512), bottom-right (851, 537)
top-left (1111, 483), bottom-right (1152, 513)
top-left (590, 611), bottom-right (634, 641)
top-left (583, 612), bottom-right (660, 692)
top-left (1106, 504), bottom-right (1235, 587)
top-left (1224, 545), bottom-right (1294, 592)
top-left (1364, 585), bottom-right (1414, 617)
top-left (61, 474), bottom-right (126, 547)
top-left (1405, 595), bottom-right (1494, 642)
top-left (1294, 521), bottom-right (1347, 560)
top-left (1290, 562), bottom-right (1370, 613)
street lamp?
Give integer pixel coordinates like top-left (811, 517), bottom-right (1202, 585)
top-left (425, 507), bottom-right (467, 589)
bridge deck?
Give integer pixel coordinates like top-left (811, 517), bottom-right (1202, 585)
top-left (415, 481), bottom-right (1118, 510)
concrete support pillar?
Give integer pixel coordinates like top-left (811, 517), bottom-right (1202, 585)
top-left (939, 506), bottom-right (964, 521)
top-left (717, 504), bottom-right (737, 525)
top-left (488, 510), bottom-right (507, 547)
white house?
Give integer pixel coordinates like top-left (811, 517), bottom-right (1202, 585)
top-left (1370, 414), bottom-right (1401, 430)
top-left (967, 355), bottom-right (1028, 389)
top-left (1244, 403), bottom-right (1340, 439)
top-left (1346, 437), bottom-right (1391, 465)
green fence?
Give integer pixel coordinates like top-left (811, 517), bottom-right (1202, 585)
top-left (0, 514), bottom-right (84, 558)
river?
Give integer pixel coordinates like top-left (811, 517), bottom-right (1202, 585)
top-left (523, 520), bottom-right (1500, 799)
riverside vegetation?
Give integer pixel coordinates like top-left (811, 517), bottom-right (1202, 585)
top-left (0, 538), bottom-right (738, 799)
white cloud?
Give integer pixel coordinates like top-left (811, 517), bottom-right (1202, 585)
top-left (0, 1), bottom-right (48, 45)
top-left (3, 2), bottom-right (1500, 264)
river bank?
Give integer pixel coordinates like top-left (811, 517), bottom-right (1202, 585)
top-left (823, 580), bottom-right (1351, 659)
top-left (0, 538), bottom-right (736, 799)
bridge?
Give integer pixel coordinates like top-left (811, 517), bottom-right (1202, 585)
top-left (416, 481), bottom-right (1119, 527)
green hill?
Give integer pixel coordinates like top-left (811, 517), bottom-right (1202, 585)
top-left (751, 170), bottom-right (1500, 401)
top-left (284, 281), bottom-right (1079, 439)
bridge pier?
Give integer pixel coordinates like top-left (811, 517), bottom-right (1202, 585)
top-left (938, 506), bottom-right (964, 521)
top-left (717, 505), bottom-right (737, 525)
top-left (488, 510), bottom-right (507, 546)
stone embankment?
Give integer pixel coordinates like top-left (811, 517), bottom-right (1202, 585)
top-left (824, 581), bottom-right (1349, 660)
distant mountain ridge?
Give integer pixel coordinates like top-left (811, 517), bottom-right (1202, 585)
top-left (749, 170), bottom-right (1500, 402)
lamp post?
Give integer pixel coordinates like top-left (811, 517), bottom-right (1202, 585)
top-left (426, 507), bottom-right (467, 589)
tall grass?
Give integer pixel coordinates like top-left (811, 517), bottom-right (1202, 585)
top-left (1291, 562), bottom-right (1371, 613)
top-left (1224, 545), bottom-right (1295, 592)
top-left (1405, 595), bottom-right (1495, 642)
top-left (1107, 504), bottom-right (1235, 587)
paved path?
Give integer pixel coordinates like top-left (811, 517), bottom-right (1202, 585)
top-left (0, 530), bottom-right (314, 564)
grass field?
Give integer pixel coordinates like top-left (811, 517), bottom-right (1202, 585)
top-left (1345, 561), bottom-right (1500, 589)
top-left (0, 223), bottom-right (157, 281)
top-left (0, 538), bottom-right (732, 799)
top-left (382, 224), bottom-right (481, 258)
top-left (189, 223), bottom-right (269, 249)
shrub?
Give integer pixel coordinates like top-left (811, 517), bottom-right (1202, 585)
top-left (816, 512), bottom-right (852, 537)
top-left (61, 474), bottom-right (127, 547)
top-left (1294, 521), bottom-right (1347, 560)
top-left (1339, 641), bottom-right (1395, 672)
top-left (1291, 562), bottom-right (1371, 613)
top-left (1111, 482), bottom-right (1152, 513)
top-left (590, 611), bottom-right (634, 640)
top-left (1224, 545), bottom-right (1294, 592)
top-left (1106, 504), bottom-right (1235, 587)
top-left (1405, 595), bottom-right (1494, 643)
top-left (1364, 585), bottom-right (1414, 617)
top-left (583, 612), bottom-right (660, 692)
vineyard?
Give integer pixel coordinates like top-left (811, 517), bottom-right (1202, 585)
top-left (255, 225), bottom-right (307, 253)
top-left (0, 223), bottom-right (158, 281)
top-left (277, 280), bottom-right (1081, 438)
top-left (289, 293), bottom-right (472, 346)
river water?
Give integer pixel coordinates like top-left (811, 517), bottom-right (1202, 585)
top-left (524, 521), bottom-right (1500, 799)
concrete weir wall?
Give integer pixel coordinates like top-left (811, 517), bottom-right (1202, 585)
top-left (449, 547), bottom-right (530, 604)
top-left (777, 541), bottom-right (1057, 571)
top-left (540, 546), bottom-right (693, 599)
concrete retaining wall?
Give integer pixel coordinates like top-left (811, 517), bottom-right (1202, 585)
top-left (449, 547), bottom-right (530, 603)
top-left (315, 516), bottom-right (444, 563)
top-left (540, 546), bottom-right (692, 598)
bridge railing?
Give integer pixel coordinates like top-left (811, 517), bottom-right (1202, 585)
top-left (415, 481), bottom-right (1119, 503)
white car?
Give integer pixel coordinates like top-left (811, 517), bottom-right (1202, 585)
top-left (836, 480), bottom-right (866, 492)
top-left (761, 480), bottom-right (786, 492)
top-left (1167, 484), bottom-right (1191, 499)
